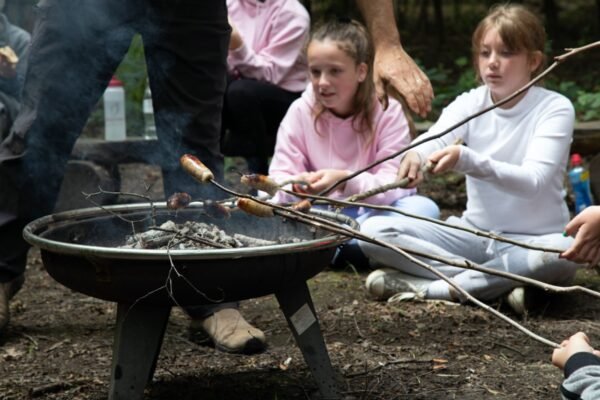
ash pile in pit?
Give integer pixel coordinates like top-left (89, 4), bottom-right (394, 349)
top-left (122, 220), bottom-right (303, 250)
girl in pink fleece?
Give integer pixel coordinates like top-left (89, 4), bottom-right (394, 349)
top-left (269, 19), bottom-right (439, 268)
top-left (221, 0), bottom-right (310, 174)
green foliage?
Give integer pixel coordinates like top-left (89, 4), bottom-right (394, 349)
top-left (83, 35), bottom-right (147, 138)
top-left (547, 79), bottom-right (600, 122)
top-left (115, 34), bottom-right (147, 136)
top-left (417, 56), bottom-right (477, 121)
top-left (416, 55), bottom-right (600, 123)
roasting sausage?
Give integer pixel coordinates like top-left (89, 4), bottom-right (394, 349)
top-left (180, 154), bottom-right (214, 183)
top-left (240, 174), bottom-right (279, 196)
top-left (291, 199), bottom-right (312, 212)
top-left (166, 192), bottom-right (192, 210)
top-left (204, 199), bottom-right (231, 219)
top-left (237, 198), bottom-right (274, 217)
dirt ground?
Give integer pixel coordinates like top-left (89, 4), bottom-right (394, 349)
top-left (1, 162), bottom-right (600, 400)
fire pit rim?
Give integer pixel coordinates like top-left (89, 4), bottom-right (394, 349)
top-left (23, 202), bottom-right (358, 260)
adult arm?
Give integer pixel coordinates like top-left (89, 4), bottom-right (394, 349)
top-left (561, 206), bottom-right (600, 265)
top-left (356, 0), bottom-right (433, 116)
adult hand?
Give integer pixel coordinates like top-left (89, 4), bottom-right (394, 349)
top-left (397, 151), bottom-right (423, 188)
top-left (561, 206), bottom-right (600, 266)
top-left (427, 145), bottom-right (461, 174)
top-left (228, 20), bottom-right (243, 50)
top-left (0, 53), bottom-right (16, 79)
top-left (552, 332), bottom-right (600, 370)
top-left (373, 44), bottom-right (433, 117)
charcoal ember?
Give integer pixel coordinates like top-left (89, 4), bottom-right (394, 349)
top-left (120, 220), bottom-right (301, 250)
top-left (124, 221), bottom-right (178, 249)
top-left (233, 233), bottom-right (277, 247)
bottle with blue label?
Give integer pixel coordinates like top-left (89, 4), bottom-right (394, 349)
top-left (568, 153), bottom-right (594, 214)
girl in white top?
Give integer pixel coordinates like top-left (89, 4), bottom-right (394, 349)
top-left (360, 4), bottom-right (579, 308)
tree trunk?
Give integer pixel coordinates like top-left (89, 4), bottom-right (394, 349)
top-left (543, 0), bottom-right (559, 40)
top-left (433, 0), bottom-right (444, 47)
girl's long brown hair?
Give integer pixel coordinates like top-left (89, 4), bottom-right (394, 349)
top-left (309, 19), bottom-right (376, 142)
top-left (472, 4), bottom-right (547, 83)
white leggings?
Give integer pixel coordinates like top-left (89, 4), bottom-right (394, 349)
top-left (359, 215), bottom-right (580, 301)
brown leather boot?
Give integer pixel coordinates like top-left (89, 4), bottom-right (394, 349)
top-left (200, 308), bottom-right (266, 354)
top-left (0, 274), bottom-right (25, 334)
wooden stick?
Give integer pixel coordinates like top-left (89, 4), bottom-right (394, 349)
top-left (316, 41), bottom-right (600, 198)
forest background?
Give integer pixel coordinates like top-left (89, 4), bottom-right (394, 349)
top-left (4, 0), bottom-right (600, 136)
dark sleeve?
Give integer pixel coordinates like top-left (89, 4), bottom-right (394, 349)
top-left (564, 352), bottom-right (600, 378)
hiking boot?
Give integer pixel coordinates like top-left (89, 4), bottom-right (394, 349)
top-left (199, 308), bottom-right (266, 354)
top-left (365, 268), bottom-right (432, 301)
top-left (0, 274), bottom-right (25, 334)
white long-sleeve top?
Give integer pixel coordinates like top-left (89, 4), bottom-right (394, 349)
top-left (413, 85), bottom-right (574, 234)
top-left (227, 0), bottom-right (310, 92)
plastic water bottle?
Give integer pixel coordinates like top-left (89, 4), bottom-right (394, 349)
top-left (568, 153), bottom-right (594, 214)
top-left (143, 79), bottom-right (157, 139)
top-left (103, 77), bottom-right (127, 141)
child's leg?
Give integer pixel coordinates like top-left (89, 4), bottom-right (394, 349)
top-left (360, 215), bottom-right (491, 280)
top-left (332, 196), bottom-right (440, 268)
top-left (376, 194), bottom-right (440, 219)
top-left (426, 232), bottom-right (580, 301)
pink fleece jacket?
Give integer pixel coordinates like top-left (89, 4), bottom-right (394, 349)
top-left (227, 0), bottom-right (310, 92)
top-left (269, 86), bottom-right (416, 205)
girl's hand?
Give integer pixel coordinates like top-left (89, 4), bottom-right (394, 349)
top-left (228, 20), bottom-right (243, 50)
top-left (552, 332), bottom-right (600, 370)
top-left (397, 151), bottom-right (423, 188)
top-left (561, 206), bottom-right (600, 266)
top-left (428, 145), bottom-right (461, 174)
top-left (291, 172), bottom-right (317, 194)
top-left (302, 169), bottom-right (349, 194)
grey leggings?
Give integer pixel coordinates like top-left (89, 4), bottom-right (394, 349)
top-left (359, 215), bottom-right (579, 301)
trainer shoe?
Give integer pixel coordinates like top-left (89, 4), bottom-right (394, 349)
top-left (199, 308), bottom-right (266, 354)
top-left (0, 274), bottom-right (25, 334)
top-left (365, 268), bottom-right (432, 301)
top-left (506, 286), bottom-right (531, 316)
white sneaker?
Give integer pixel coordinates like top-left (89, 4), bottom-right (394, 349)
top-left (365, 268), bottom-right (432, 301)
top-left (505, 287), bottom-right (527, 316)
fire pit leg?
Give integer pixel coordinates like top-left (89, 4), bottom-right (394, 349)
top-left (276, 282), bottom-right (340, 399)
top-left (108, 303), bottom-right (171, 400)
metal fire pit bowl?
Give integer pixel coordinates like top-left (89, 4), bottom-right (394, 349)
top-left (24, 203), bottom-right (358, 400)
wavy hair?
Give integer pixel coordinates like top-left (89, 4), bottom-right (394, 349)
top-left (309, 19), bottom-right (376, 142)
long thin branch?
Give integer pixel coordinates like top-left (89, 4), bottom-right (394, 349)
top-left (148, 226), bottom-right (228, 249)
top-left (270, 202), bottom-right (561, 348)
top-left (317, 41), bottom-right (600, 198)
top-left (217, 179), bottom-right (600, 300)
top-left (281, 188), bottom-right (565, 254)
top-left (207, 179), bottom-right (567, 347)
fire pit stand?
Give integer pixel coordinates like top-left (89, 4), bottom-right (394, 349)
top-left (23, 203), bottom-right (357, 400)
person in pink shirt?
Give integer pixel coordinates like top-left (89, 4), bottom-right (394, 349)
top-left (221, 0), bottom-right (310, 174)
top-left (269, 19), bottom-right (439, 269)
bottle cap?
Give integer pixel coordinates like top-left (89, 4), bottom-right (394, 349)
top-left (108, 77), bottom-right (123, 87)
top-left (571, 153), bottom-right (582, 166)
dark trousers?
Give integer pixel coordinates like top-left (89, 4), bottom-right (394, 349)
top-left (0, 0), bottom-right (229, 281)
top-left (221, 78), bottom-right (300, 174)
